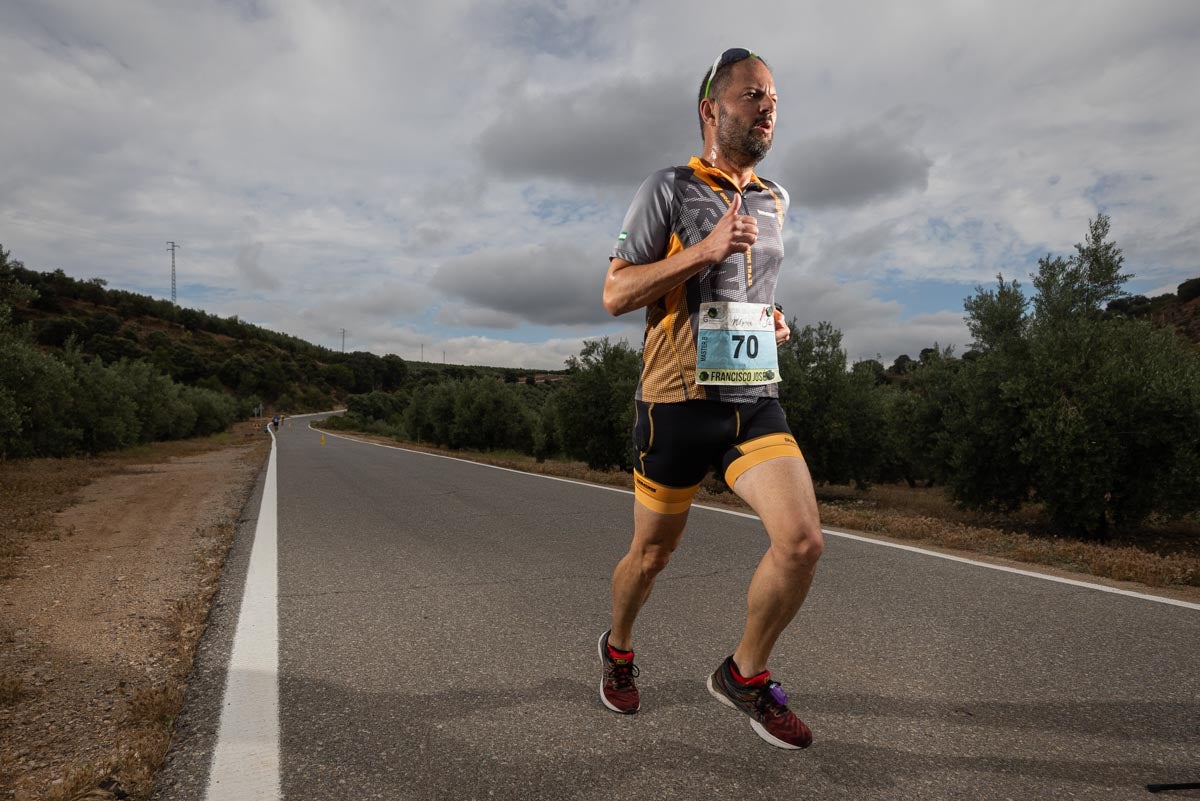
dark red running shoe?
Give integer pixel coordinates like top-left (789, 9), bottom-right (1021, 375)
top-left (598, 630), bottom-right (640, 714)
top-left (707, 656), bottom-right (812, 749)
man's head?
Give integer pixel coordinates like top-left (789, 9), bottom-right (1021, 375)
top-left (697, 48), bottom-right (777, 168)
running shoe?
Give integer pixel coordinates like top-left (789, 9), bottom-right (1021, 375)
top-left (706, 655), bottom-right (812, 749)
top-left (598, 630), bottom-right (640, 714)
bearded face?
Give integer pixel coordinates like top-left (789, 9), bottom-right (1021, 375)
top-left (716, 106), bottom-right (773, 166)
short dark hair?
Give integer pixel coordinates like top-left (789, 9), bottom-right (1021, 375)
top-left (697, 53), bottom-right (770, 140)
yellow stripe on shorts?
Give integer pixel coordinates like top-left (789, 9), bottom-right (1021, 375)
top-left (724, 433), bottom-right (803, 489)
top-left (633, 471), bottom-right (699, 515)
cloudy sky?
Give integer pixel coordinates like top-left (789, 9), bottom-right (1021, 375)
top-left (2, 1), bottom-right (1198, 369)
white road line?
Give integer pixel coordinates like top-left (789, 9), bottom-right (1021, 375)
top-left (315, 425), bottom-right (1200, 612)
top-left (205, 431), bottom-right (281, 801)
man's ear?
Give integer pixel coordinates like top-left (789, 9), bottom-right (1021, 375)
top-left (699, 97), bottom-right (717, 127)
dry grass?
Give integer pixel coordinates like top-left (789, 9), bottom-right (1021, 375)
top-left (0, 674), bottom-right (23, 705)
top-left (19, 763), bottom-right (122, 801)
top-left (0, 459), bottom-right (103, 578)
top-left (57, 519), bottom-right (239, 801)
top-left (818, 504), bottom-right (1199, 588)
top-left (320, 425), bottom-right (1200, 591)
top-left (0, 427), bottom-right (251, 578)
top-left (125, 683), bottom-right (185, 730)
top-left (0, 624), bottom-right (21, 706)
top-left (16, 736), bottom-right (167, 801)
top-left (814, 482), bottom-right (1200, 587)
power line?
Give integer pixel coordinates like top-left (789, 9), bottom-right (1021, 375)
top-left (166, 241), bottom-right (180, 304)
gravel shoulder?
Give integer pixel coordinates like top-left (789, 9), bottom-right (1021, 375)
top-left (0, 425), bottom-right (270, 801)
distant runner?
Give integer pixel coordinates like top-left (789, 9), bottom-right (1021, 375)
top-left (598, 48), bottom-right (823, 750)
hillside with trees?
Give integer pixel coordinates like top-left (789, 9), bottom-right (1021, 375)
top-left (0, 244), bottom-right (559, 459)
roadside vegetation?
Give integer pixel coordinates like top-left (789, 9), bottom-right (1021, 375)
top-left (322, 215), bottom-right (1200, 583)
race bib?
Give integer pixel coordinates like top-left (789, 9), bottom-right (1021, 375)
top-left (696, 302), bottom-right (780, 385)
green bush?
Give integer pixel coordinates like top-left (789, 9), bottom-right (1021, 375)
top-left (347, 391), bottom-right (408, 425)
top-left (62, 350), bottom-right (141, 453)
top-left (1020, 318), bottom-right (1200, 535)
top-left (778, 321), bottom-right (888, 486)
top-left (36, 317), bottom-right (86, 347)
top-left (112, 360), bottom-right (189, 441)
top-left (1179, 277), bottom-right (1200, 304)
top-left (449, 378), bottom-right (534, 452)
top-left (555, 338), bottom-right (640, 471)
top-left (182, 385), bottom-right (238, 436)
top-left (0, 338), bottom-right (81, 458)
top-left (404, 382), bottom-right (456, 445)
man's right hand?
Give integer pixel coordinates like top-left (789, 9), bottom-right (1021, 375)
top-left (604, 194), bottom-right (759, 316)
top-left (703, 194), bottom-right (757, 262)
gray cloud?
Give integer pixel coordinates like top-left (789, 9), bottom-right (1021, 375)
top-left (851, 310), bottom-right (969, 364)
top-left (337, 283), bottom-right (436, 320)
top-left (781, 121), bottom-right (932, 209)
top-left (437, 305), bottom-right (524, 330)
top-left (431, 243), bottom-right (609, 326)
top-left (476, 78), bottom-right (695, 188)
top-left (472, 2), bottom-right (609, 59)
top-left (775, 276), bottom-right (969, 364)
top-left (235, 241), bottom-right (280, 290)
top-left (3, 0), bottom-right (1199, 373)
top-left (809, 222), bottom-right (898, 276)
top-left (426, 334), bottom-right (590, 371)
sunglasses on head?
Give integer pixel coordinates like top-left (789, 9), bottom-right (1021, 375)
top-left (703, 48), bottom-right (759, 99)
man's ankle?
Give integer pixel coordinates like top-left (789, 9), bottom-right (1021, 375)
top-left (608, 633), bottom-right (633, 653)
top-left (731, 652), bottom-right (767, 680)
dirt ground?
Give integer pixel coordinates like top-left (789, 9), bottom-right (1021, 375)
top-left (0, 425), bottom-right (269, 801)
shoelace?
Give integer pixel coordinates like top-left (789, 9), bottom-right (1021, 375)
top-left (607, 660), bottom-right (640, 690)
top-left (756, 681), bottom-right (790, 717)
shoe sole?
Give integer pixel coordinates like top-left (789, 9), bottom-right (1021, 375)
top-left (598, 631), bottom-right (638, 714)
top-left (706, 673), bottom-right (803, 750)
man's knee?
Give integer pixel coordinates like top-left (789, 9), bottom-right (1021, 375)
top-left (637, 543), bottom-right (675, 577)
top-left (770, 521), bottom-right (824, 571)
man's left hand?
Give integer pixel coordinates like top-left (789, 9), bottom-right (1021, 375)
top-left (774, 309), bottom-right (790, 346)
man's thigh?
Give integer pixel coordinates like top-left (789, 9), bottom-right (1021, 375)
top-left (633, 400), bottom-right (732, 515)
top-left (730, 456), bottom-right (820, 542)
top-left (630, 500), bottom-right (690, 552)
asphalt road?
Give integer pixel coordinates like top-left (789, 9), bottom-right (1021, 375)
top-left (154, 414), bottom-right (1200, 801)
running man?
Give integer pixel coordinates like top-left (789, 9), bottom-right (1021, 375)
top-left (598, 48), bottom-right (823, 750)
